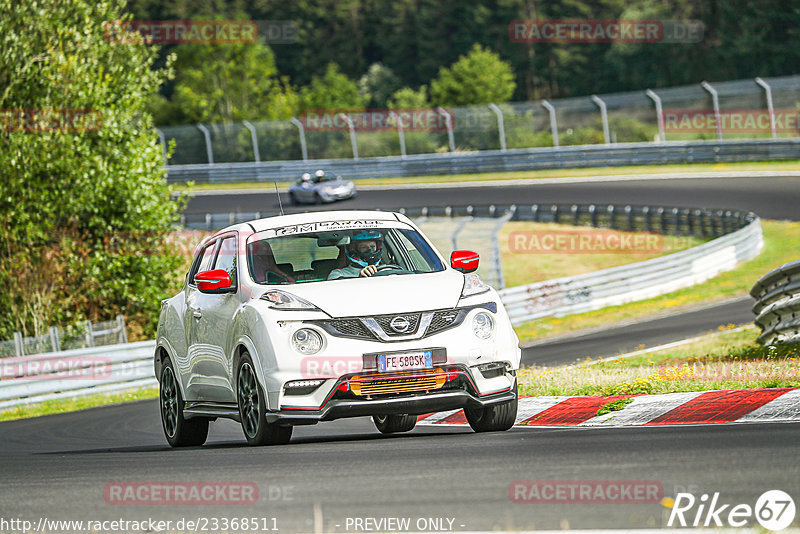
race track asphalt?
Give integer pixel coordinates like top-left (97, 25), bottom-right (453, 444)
top-left (1, 400), bottom-right (799, 532)
top-left (184, 175), bottom-right (800, 221)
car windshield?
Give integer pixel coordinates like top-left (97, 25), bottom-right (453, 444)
top-left (247, 225), bottom-right (444, 284)
top-left (312, 174), bottom-right (337, 183)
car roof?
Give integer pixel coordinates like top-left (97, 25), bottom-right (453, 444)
top-left (219, 210), bottom-right (404, 235)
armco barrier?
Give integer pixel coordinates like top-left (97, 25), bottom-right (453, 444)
top-left (751, 260), bottom-right (800, 345)
top-left (165, 138), bottom-right (800, 184)
top-left (0, 341), bottom-right (156, 410)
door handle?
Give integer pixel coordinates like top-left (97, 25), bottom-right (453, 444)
top-left (193, 310), bottom-right (202, 319)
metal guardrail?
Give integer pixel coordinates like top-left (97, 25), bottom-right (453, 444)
top-left (751, 260), bottom-right (800, 345)
top-left (495, 207), bottom-right (762, 325)
top-left (0, 341), bottom-right (156, 410)
top-left (166, 138), bottom-right (800, 184)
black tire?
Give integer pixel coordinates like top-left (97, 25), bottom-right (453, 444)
top-left (314, 192), bottom-right (323, 205)
top-left (372, 414), bottom-right (417, 434)
top-left (289, 192), bottom-right (300, 205)
top-left (237, 353), bottom-right (293, 446)
top-left (464, 381), bottom-right (518, 433)
top-left (159, 358), bottom-right (209, 447)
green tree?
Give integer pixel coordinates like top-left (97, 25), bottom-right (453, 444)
top-left (0, 0), bottom-right (183, 338)
top-left (300, 62), bottom-right (367, 110)
top-left (387, 86), bottom-right (430, 109)
top-left (169, 43), bottom-right (299, 124)
top-left (430, 44), bottom-right (516, 107)
top-left (358, 63), bottom-right (402, 108)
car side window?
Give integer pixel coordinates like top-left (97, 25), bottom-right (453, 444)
top-left (214, 236), bottom-right (238, 288)
top-left (188, 241), bottom-right (217, 285)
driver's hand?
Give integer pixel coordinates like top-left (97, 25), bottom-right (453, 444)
top-left (360, 265), bottom-right (378, 277)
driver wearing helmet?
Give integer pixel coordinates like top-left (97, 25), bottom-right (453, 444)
top-left (327, 230), bottom-right (383, 279)
top-left (314, 169), bottom-right (325, 180)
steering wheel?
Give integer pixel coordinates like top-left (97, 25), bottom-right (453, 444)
top-left (372, 264), bottom-right (411, 276)
top-left (266, 269), bottom-right (293, 284)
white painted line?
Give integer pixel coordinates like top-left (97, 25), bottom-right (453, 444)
top-left (737, 387), bottom-right (800, 422)
top-left (573, 325), bottom-right (754, 368)
top-left (417, 409), bottom-right (461, 424)
top-left (520, 295), bottom-right (753, 350)
top-left (580, 392), bottom-right (705, 426)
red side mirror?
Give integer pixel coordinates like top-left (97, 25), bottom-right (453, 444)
top-left (195, 269), bottom-right (235, 294)
top-left (450, 250), bottom-right (479, 273)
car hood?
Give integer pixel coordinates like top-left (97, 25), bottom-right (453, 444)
top-left (278, 270), bottom-right (464, 317)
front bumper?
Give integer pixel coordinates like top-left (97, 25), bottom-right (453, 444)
top-left (266, 386), bottom-right (515, 424)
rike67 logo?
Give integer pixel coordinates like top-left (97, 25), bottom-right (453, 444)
top-left (667, 490), bottom-right (796, 530)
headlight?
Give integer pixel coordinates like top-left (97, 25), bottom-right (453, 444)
top-left (461, 273), bottom-right (490, 298)
top-left (472, 312), bottom-right (494, 339)
top-left (261, 290), bottom-right (320, 310)
top-left (291, 328), bottom-right (323, 354)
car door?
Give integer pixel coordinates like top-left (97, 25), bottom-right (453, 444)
top-left (188, 234), bottom-right (241, 403)
top-left (182, 240), bottom-right (218, 401)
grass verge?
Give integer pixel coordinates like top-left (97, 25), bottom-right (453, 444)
top-left (513, 220), bottom-right (800, 343)
top-left (181, 160), bottom-right (800, 191)
top-left (499, 222), bottom-right (705, 288)
top-left (517, 325), bottom-right (800, 397)
top-left (0, 387), bottom-right (158, 422)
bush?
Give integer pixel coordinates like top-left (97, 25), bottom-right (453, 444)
top-left (0, 0), bottom-right (183, 339)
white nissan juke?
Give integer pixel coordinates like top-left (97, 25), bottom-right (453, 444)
top-left (155, 210), bottom-right (520, 446)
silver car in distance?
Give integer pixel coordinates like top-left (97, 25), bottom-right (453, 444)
top-left (155, 210), bottom-right (520, 447)
top-left (288, 170), bottom-right (356, 205)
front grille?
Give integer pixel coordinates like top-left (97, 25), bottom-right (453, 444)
top-left (323, 319), bottom-right (374, 340)
top-left (374, 313), bottom-right (421, 336)
top-left (427, 310), bottom-right (463, 335)
top-left (349, 369), bottom-right (446, 396)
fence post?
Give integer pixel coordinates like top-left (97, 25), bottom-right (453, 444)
top-left (389, 111), bottom-right (407, 158)
top-left (488, 103), bottom-right (507, 151)
top-left (85, 320), bottom-right (95, 347)
top-left (289, 117), bottom-right (308, 161)
top-left (754, 77), bottom-right (777, 139)
top-left (491, 208), bottom-right (515, 289)
top-left (242, 120), bottom-right (260, 162)
top-left (541, 100), bottom-right (559, 147)
top-left (436, 107), bottom-right (455, 152)
top-left (155, 128), bottom-right (168, 163)
top-left (645, 89), bottom-right (665, 143)
top-left (700, 81), bottom-right (723, 141)
top-left (196, 124), bottom-right (214, 164)
top-left (590, 95), bottom-right (610, 145)
top-left (49, 326), bottom-right (61, 352)
top-left (116, 315), bottom-right (128, 344)
top-left (336, 113), bottom-right (359, 160)
top-left (13, 332), bottom-right (24, 357)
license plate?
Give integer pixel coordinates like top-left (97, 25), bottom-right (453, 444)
top-left (378, 350), bottom-right (433, 372)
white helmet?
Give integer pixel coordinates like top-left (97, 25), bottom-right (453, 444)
top-left (314, 169), bottom-right (325, 178)
top-left (301, 172), bottom-right (311, 181)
